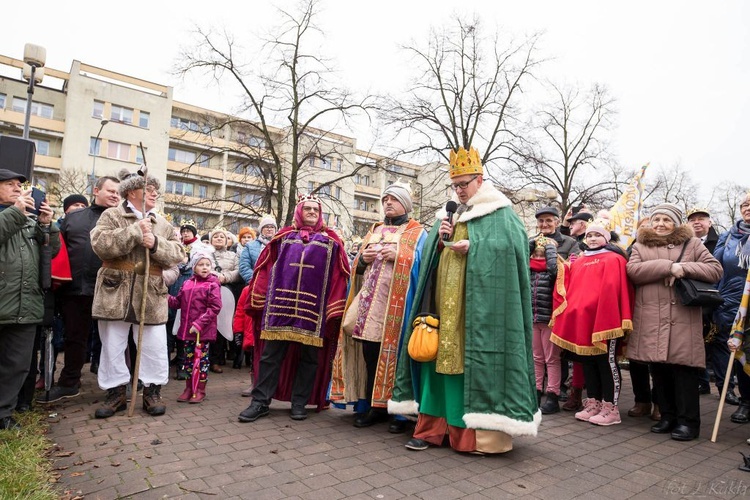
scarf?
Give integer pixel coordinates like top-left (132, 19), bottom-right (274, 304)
top-left (293, 202), bottom-right (325, 242)
top-left (737, 221), bottom-right (750, 270)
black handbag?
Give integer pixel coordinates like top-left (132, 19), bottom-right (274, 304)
top-left (673, 243), bottom-right (724, 308)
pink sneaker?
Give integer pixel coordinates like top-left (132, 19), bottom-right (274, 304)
top-left (575, 398), bottom-right (601, 422)
top-left (589, 401), bottom-right (621, 426)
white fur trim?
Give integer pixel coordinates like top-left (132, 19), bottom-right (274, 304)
top-left (463, 410), bottom-right (542, 437)
top-left (388, 399), bottom-right (419, 416)
top-left (434, 182), bottom-right (512, 224)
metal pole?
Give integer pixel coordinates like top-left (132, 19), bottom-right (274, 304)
top-left (22, 66), bottom-right (36, 140)
top-left (90, 120), bottom-right (108, 188)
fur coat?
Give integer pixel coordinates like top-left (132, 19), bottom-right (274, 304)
top-left (91, 203), bottom-right (185, 325)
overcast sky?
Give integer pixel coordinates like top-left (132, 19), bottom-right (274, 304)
top-left (3, 0), bottom-right (748, 200)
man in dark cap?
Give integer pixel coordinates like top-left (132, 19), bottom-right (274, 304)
top-left (0, 168), bottom-right (60, 430)
top-left (39, 177), bottom-right (121, 404)
top-left (62, 194), bottom-right (89, 215)
top-left (534, 206), bottom-right (578, 259)
top-left (563, 211), bottom-right (594, 243)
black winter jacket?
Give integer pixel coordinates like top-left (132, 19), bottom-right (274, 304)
top-left (528, 240), bottom-right (559, 324)
top-left (60, 203), bottom-right (108, 296)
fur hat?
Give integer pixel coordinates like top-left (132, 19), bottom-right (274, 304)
top-left (382, 181), bottom-right (413, 213)
top-left (650, 203), bottom-right (683, 226)
top-left (63, 194), bottom-right (89, 212)
top-left (117, 168), bottom-right (160, 197)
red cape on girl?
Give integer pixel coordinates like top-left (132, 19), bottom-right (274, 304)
top-left (550, 249), bottom-right (634, 355)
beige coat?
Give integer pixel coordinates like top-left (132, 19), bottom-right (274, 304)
top-left (91, 203), bottom-right (186, 325)
top-left (626, 226), bottom-right (723, 368)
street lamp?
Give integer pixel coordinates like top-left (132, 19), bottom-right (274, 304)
top-left (89, 119), bottom-right (109, 189)
top-left (21, 43), bottom-right (46, 140)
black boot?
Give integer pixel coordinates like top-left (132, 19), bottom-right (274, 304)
top-left (540, 392), bottom-right (560, 414)
top-left (731, 399), bottom-right (750, 424)
top-left (740, 452), bottom-right (750, 472)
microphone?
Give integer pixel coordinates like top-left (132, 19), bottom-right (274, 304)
top-left (443, 201), bottom-right (458, 241)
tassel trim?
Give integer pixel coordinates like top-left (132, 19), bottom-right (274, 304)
top-left (260, 330), bottom-right (324, 347)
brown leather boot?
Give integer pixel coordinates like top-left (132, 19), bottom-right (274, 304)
top-left (143, 384), bottom-right (167, 416)
top-left (94, 385), bottom-right (127, 419)
top-left (627, 402), bottom-right (652, 417)
top-left (650, 403), bottom-right (661, 421)
top-left (562, 387), bottom-right (583, 411)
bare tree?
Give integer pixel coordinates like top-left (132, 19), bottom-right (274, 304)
top-left (708, 181), bottom-right (749, 232)
top-left (175, 0), bottom-right (373, 226)
top-left (379, 16), bottom-right (542, 177)
top-left (640, 162), bottom-right (699, 214)
top-left (508, 82), bottom-right (617, 214)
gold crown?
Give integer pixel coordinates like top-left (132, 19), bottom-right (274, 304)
top-left (179, 218), bottom-right (197, 229)
top-left (449, 147), bottom-right (483, 178)
top-left (535, 236), bottom-right (550, 249)
top-left (297, 192), bottom-right (322, 205)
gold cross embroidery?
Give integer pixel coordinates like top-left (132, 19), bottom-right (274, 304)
top-left (289, 251), bottom-right (316, 316)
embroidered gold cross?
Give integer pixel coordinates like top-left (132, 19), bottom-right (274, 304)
top-left (289, 251), bottom-right (316, 316)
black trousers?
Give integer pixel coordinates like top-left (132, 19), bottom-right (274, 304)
top-left (361, 340), bottom-right (381, 409)
top-left (0, 324), bottom-right (36, 419)
top-left (581, 340), bottom-right (621, 404)
top-left (250, 340), bottom-right (319, 407)
top-left (58, 295), bottom-right (94, 388)
top-left (651, 362), bottom-right (701, 428)
top-left (630, 360), bottom-right (656, 404)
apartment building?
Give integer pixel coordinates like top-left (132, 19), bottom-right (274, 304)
top-left (0, 54), bottom-right (439, 239)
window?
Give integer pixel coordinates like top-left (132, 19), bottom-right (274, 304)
top-left (169, 147), bottom-right (197, 164)
top-left (335, 186), bottom-right (342, 199)
top-left (307, 181), bottom-right (315, 193)
top-left (198, 185), bottom-right (207, 199)
top-left (93, 100), bottom-right (104, 119)
top-left (110, 105), bottom-right (133, 124)
top-left (337, 159), bottom-right (342, 172)
top-left (139, 111), bottom-right (150, 128)
top-left (355, 174), bottom-right (370, 186)
top-left (107, 140), bottom-right (130, 161)
top-left (170, 116), bottom-right (209, 134)
top-left (196, 216), bottom-right (207, 228)
top-left (231, 190), bottom-right (241, 202)
top-left (89, 137), bottom-right (102, 156)
top-left (136, 146), bottom-right (147, 165)
top-left (32, 139), bottom-right (50, 156)
top-left (248, 136), bottom-right (266, 148)
top-left (321, 157), bottom-right (331, 170)
top-left (308, 157), bottom-right (315, 168)
top-left (12, 97), bottom-right (53, 119)
top-left (244, 193), bottom-right (263, 206)
top-left (1, 93), bottom-right (7, 108)
top-left (319, 185), bottom-right (331, 197)
top-left (173, 182), bottom-right (194, 196)
top-left (166, 180), bottom-right (175, 193)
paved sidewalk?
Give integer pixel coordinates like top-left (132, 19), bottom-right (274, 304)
top-left (43, 365), bottom-right (750, 499)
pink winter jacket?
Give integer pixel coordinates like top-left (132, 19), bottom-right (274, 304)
top-left (168, 274), bottom-right (222, 342)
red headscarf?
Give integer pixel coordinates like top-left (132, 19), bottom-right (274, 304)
top-left (293, 198), bottom-right (325, 242)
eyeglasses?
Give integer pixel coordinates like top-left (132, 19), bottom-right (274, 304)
top-left (450, 175), bottom-right (479, 191)
top-left (145, 186), bottom-right (160, 196)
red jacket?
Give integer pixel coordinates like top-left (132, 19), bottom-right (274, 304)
top-left (168, 274), bottom-right (222, 342)
top-left (233, 284), bottom-right (254, 349)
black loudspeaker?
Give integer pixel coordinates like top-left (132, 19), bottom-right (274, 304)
top-left (0, 135), bottom-right (36, 180)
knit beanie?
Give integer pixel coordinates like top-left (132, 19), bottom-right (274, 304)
top-left (259, 215), bottom-right (277, 230)
top-left (650, 203), bottom-right (683, 226)
top-left (189, 250), bottom-right (213, 270)
top-left (585, 222), bottom-right (612, 243)
top-left (63, 194), bottom-right (89, 212)
top-left (382, 181), bottom-right (413, 213)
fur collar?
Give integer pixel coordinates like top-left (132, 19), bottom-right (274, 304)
top-left (435, 182), bottom-right (512, 223)
top-left (637, 225), bottom-right (694, 247)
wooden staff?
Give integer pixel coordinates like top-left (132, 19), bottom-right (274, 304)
top-left (711, 351), bottom-right (736, 442)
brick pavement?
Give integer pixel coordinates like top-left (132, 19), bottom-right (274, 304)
top-left (42, 364), bottom-right (750, 499)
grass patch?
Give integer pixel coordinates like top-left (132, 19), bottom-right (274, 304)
top-left (0, 410), bottom-right (58, 500)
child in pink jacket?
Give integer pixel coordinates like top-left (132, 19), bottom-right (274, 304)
top-left (168, 252), bottom-right (222, 403)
